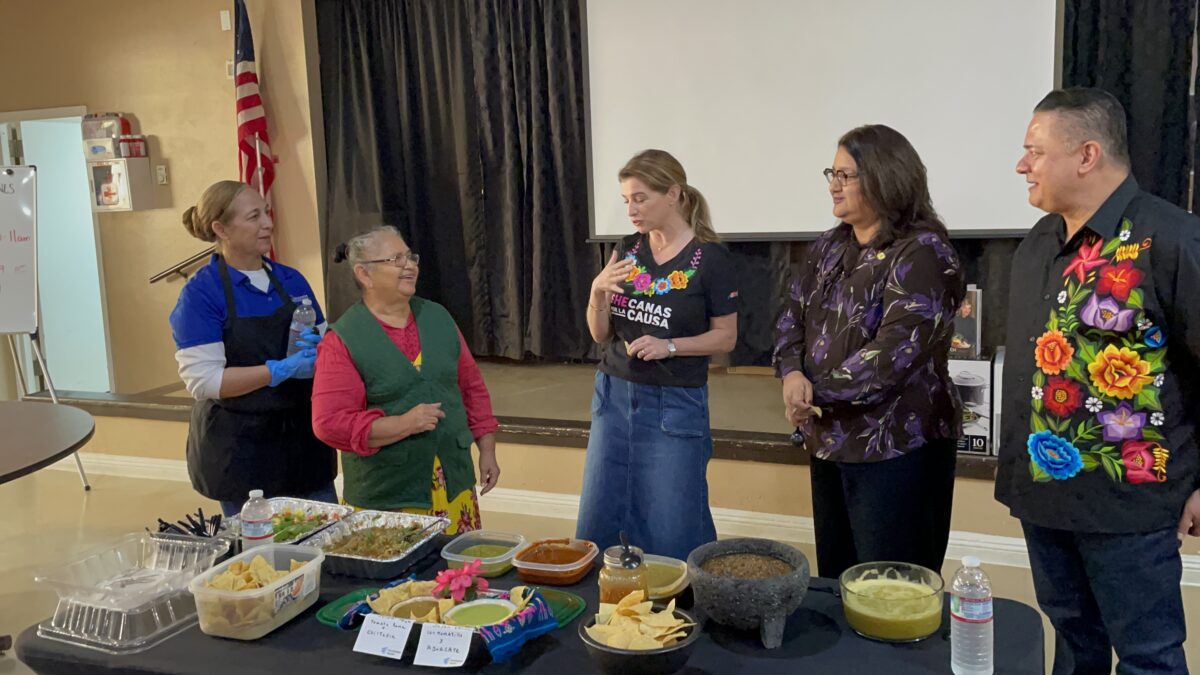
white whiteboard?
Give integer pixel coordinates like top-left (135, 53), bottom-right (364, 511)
top-left (0, 166), bottom-right (37, 334)
top-left (586, 0), bottom-right (1056, 239)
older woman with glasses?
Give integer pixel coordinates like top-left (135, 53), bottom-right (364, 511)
top-left (312, 226), bottom-right (500, 534)
top-left (773, 125), bottom-right (965, 579)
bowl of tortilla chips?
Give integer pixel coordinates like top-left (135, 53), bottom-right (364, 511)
top-left (578, 590), bottom-right (700, 675)
top-left (189, 544), bottom-right (324, 640)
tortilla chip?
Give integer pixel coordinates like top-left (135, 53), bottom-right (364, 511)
top-left (619, 601), bottom-right (654, 616)
top-left (587, 592), bottom-right (691, 651)
top-left (615, 590), bottom-right (645, 610)
top-left (606, 628), bottom-right (635, 650)
top-left (206, 555), bottom-right (298, 592)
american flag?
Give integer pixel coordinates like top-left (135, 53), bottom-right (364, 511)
top-left (234, 0), bottom-right (275, 257)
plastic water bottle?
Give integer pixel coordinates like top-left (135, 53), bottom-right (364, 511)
top-left (950, 555), bottom-right (994, 675)
top-left (285, 299), bottom-right (316, 356)
top-left (239, 489), bottom-right (273, 550)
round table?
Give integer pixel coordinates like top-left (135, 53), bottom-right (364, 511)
top-left (0, 401), bottom-right (95, 485)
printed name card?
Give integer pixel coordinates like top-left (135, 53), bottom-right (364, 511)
top-left (352, 614), bottom-right (415, 660)
top-left (413, 623), bottom-right (474, 668)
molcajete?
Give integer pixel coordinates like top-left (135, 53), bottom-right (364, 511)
top-left (686, 538), bottom-right (810, 649)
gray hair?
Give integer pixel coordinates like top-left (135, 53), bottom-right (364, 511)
top-left (1034, 88), bottom-right (1130, 168)
top-left (333, 225), bottom-right (404, 288)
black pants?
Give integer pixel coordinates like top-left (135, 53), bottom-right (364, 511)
top-left (810, 439), bottom-right (957, 579)
top-left (1022, 522), bottom-right (1187, 675)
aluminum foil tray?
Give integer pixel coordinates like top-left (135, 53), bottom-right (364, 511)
top-left (222, 497), bottom-right (353, 545)
top-left (302, 510), bottom-right (449, 579)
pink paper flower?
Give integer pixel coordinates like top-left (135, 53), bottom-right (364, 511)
top-left (434, 558), bottom-right (489, 602)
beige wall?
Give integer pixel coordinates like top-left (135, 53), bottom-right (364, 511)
top-left (81, 416), bottom-right (1025, 540)
top-left (0, 0), bottom-right (324, 394)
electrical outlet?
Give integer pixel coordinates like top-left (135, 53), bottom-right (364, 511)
top-left (226, 60), bottom-right (235, 79)
top-left (220, 10), bottom-right (231, 31)
top-left (155, 165), bottom-right (169, 185)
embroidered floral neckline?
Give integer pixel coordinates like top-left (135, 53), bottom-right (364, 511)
top-left (623, 239), bottom-right (702, 297)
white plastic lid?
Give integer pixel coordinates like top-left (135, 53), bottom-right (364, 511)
top-left (962, 555), bottom-right (980, 567)
top-left (249, 489), bottom-right (264, 499)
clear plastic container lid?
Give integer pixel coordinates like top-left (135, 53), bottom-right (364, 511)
top-left (441, 530), bottom-right (527, 565)
top-left (34, 533), bottom-right (229, 654)
top-left (36, 533), bottom-right (230, 612)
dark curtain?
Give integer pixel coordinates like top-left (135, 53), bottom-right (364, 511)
top-left (316, 0), bottom-right (599, 360)
top-left (1063, 0), bottom-right (1197, 209)
top-left (315, 0), bottom-right (782, 365)
top-left (725, 243), bottom-right (792, 366)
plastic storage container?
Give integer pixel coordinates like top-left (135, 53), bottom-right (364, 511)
top-left (189, 544), bottom-right (324, 640)
top-left (441, 530), bottom-right (527, 578)
top-left (35, 533), bottom-right (229, 654)
top-left (512, 538), bottom-right (598, 586)
top-left (643, 554), bottom-right (690, 601)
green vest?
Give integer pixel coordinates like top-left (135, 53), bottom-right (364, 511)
top-left (331, 298), bottom-right (475, 509)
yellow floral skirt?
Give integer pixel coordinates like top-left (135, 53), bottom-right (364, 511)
top-left (347, 456), bottom-right (481, 535)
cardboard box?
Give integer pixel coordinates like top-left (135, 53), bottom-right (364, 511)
top-left (950, 358), bottom-right (991, 455)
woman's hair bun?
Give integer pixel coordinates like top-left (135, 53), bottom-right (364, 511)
top-left (333, 242), bottom-right (350, 263)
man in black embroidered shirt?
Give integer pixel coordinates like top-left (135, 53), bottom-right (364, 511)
top-left (996, 88), bottom-right (1200, 673)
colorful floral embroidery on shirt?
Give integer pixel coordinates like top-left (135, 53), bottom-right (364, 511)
top-left (624, 240), bottom-right (701, 297)
top-left (1028, 218), bottom-right (1169, 484)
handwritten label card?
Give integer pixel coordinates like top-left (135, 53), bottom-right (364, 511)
top-left (413, 623), bottom-right (474, 668)
top-left (353, 614), bottom-right (415, 660)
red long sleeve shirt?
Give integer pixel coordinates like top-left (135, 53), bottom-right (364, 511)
top-left (312, 317), bottom-right (499, 456)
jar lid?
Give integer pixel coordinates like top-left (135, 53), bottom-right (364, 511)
top-left (603, 544), bottom-right (644, 568)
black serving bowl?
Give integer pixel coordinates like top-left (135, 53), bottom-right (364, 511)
top-left (578, 605), bottom-right (701, 675)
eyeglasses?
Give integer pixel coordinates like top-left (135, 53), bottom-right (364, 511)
top-left (362, 251), bottom-right (420, 267)
top-left (823, 168), bottom-right (861, 186)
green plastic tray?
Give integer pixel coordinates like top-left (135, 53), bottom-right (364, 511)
top-left (315, 588), bottom-right (375, 629)
top-left (534, 586), bottom-right (587, 628)
top-left (315, 585), bottom-right (586, 630)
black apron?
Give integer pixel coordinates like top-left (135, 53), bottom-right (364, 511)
top-left (185, 256), bottom-right (337, 502)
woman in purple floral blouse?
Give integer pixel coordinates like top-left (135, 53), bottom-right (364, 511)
top-left (773, 125), bottom-right (965, 579)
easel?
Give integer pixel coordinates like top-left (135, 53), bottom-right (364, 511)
top-left (1, 165), bottom-right (90, 490)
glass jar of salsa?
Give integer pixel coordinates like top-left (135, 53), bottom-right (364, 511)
top-left (598, 545), bottom-right (649, 604)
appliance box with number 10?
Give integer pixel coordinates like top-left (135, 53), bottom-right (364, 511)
top-left (949, 358), bottom-right (991, 455)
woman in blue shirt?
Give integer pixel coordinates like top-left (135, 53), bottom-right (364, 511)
top-left (169, 180), bottom-right (337, 516)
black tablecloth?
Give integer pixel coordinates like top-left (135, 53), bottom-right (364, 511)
top-left (18, 540), bottom-right (1044, 674)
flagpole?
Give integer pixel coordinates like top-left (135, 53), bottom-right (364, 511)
top-left (254, 133), bottom-right (265, 198)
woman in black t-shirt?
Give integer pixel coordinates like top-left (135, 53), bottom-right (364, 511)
top-left (576, 149), bottom-right (739, 560)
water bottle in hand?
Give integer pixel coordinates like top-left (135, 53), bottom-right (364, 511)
top-left (950, 555), bottom-right (994, 675)
top-left (286, 299), bottom-right (317, 357)
top-left (240, 489), bottom-right (273, 550)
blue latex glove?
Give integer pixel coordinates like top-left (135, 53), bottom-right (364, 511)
top-left (266, 348), bottom-right (317, 386)
top-left (292, 328), bottom-right (323, 351)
